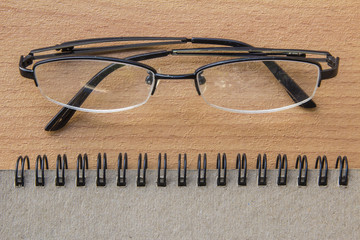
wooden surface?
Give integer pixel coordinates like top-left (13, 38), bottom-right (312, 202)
top-left (1, 0), bottom-right (359, 170)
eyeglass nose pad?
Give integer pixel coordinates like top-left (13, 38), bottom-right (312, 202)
top-left (145, 71), bottom-right (154, 85)
top-left (197, 71), bottom-right (206, 85)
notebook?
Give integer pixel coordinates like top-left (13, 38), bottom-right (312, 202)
top-left (1, 153), bottom-right (358, 239)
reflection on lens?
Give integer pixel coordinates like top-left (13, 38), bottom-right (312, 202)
top-left (34, 60), bottom-right (155, 112)
top-left (196, 60), bottom-right (320, 112)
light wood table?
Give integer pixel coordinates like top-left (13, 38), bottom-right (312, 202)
top-left (1, 0), bottom-right (359, 170)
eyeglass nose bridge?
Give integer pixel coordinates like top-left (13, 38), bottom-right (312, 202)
top-left (150, 73), bottom-right (203, 95)
top-left (155, 73), bottom-right (196, 80)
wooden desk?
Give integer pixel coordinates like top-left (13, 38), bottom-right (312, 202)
top-left (1, 0), bottom-right (359, 169)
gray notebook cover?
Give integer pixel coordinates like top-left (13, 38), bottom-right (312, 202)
top-left (1, 169), bottom-right (359, 239)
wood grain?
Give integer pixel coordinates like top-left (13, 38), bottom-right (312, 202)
top-left (0, 0), bottom-right (359, 170)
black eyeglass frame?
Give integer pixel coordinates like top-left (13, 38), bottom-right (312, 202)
top-left (19, 37), bottom-right (339, 131)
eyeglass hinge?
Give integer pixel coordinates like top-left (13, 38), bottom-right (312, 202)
top-left (21, 54), bottom-right (34, 67)
top-left (326, 55), bottom-right (337, 68)
top-left (19, 55), bottom-right (36, 82)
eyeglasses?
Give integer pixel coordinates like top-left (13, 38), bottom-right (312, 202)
top-left (19, 37), bottom-right (339, 131)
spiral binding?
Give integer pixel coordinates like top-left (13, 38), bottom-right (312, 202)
top-left (256, 154), bottom-right (267, 185)
top-left (336, 156), bottom-right (348, 186)
top-left (296, 155), bottom-right (308, 186)
top-left (276, 154), bottom-right (288, 186)
top-left (315, 155), bottom-right (328, 186)
top-left (96, 153), bottom-right (107, 187)
top-left (76, 154), bottom-right (88, 186)
top-left (13, 153), bottom-right (350, 187)
top-left (178, 154), bottom-right (187, 186)
top-left (56, 154), bottom-right (68, 186)
top-left (117, 153), bottom-right (128, 186)
top-left (137, 153), bottom-right (147, 187)
top-left (216, 153), bottom-right (227, 186)
top-left (157, 153), bottom-right (167, 187)
top-left (15, 155), bottom-right (30, 187)
top-left (35, 155), bottom-right (48, 186)
top-left (236, 153), bottom-right (247, 186)
top-left (197, 154), bottom-right (207, 186)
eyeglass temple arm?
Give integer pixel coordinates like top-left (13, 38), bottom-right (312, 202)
top-left (19, 39), bottom-right (190, 83)
top-left (44, 63), bottom-right (126, 131)
top-left (262, 61), bottom-right (316, 108)
top-left (21, 37), bottom-right (247, 77)
top-left (24, 37), bottom-right (275, 60)
top-left (30, 37), bottom-right (190, 54)
top-left (321, 55), bottom-right (340, 80)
